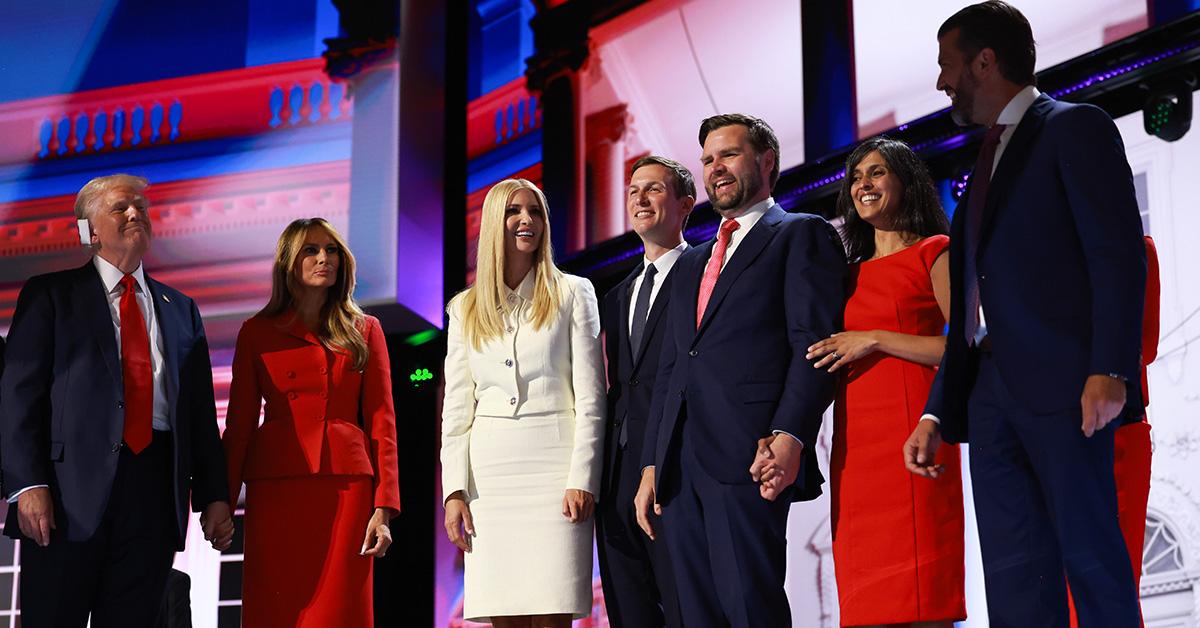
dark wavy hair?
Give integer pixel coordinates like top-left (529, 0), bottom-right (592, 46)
top-left (836, 137), bottom-right (949, 263)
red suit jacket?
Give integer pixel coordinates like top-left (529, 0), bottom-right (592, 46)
top-left (223, 312), bottom-right (401, 512)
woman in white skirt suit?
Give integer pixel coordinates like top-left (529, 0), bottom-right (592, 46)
top-left (441, 178), bottom-right (606, 627)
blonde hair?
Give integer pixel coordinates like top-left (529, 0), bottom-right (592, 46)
top-left (455, 179), bottom-right (562, 350)
top-left (74, 173), bottom-right (149, 220)
top-left (260, 218), bottom-right (369, 369)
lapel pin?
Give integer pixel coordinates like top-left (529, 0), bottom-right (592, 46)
top-left (162, 294), bottom-right (171, 303)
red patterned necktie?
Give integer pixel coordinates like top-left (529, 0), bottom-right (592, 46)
top-left (963, 124), bottom-right (1008, 344)
top-left (696, 219), bottom-right (740, 328)
top-left (119, 274), bottom-right (153, 453)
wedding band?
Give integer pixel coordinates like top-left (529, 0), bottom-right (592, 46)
top-left (831, 352), bottom-right (841, 360)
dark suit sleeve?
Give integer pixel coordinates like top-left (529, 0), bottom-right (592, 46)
top-left (184, 301), bottom-right (229, 511)
top-left (1055, 104), bottom-right (1146, 381)
top-left (641, 284), bottom-right (679, 470)
top-left (771, 217), bottom-right (847, 449)
top-left (0, 276), bottom-right (55, 497)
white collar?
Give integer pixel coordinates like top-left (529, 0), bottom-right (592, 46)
top-left (995, 85), bottom-right (1041, 127)
top-left (93, 255), bottom-right (148, 296)
top-left (720, 196), bottom-right (775, 233)
top-left (643, 241), bottom-right (688, 276)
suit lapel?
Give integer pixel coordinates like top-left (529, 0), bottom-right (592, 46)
top-left (79, 263), bottom-right (122, 389)
top-left (145, 275), bottom-right (180, 425)
top-left (696, 205), bottom-right (783, 337)
top-left (978, 95), bottom-right (1052, 253)
top-left (617, 266), bottom-right (637, 364)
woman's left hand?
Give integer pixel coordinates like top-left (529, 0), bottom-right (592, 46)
top-left (561, 489), bottom-right (595, 523)
top-left (807, 331), bottom-right (878, 372)
top-left (361, 508), bottom-right (394, 557)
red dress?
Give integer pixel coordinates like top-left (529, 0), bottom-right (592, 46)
top-left (223, 312), bottom-right (401, 628)
top-left (830, 235), bottom-right (966, 625)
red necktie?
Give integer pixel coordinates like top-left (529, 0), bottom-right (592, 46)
top-left (119, 274), bottom-right (153, 453)
top-left (696, 219), bottom-right (740, 328)
top-left (963, 124), bottom-right (1008, 344)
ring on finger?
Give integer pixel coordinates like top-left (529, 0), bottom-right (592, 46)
top-left (831, 352), bottom-right (841, 360)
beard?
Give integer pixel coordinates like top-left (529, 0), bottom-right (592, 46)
top-left (949, 68), bottom-right (981, 127)
top-left (707, 167), bottom-right (764, 212)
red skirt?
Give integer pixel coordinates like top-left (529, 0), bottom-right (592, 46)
top-left (242, 475), bottom-right (375, 628)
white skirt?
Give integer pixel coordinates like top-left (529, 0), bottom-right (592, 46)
top-left (463, 412), bottom-right (592, 622)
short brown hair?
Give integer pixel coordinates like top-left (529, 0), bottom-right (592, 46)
top-left (698, 113), bottom-right (781, 187)
top-left (938, 1), bottom-right (1037, 86)
top-left (74, 174), bottom-right (149, 219)
top-left (630, 155), bottom-right (696, 199)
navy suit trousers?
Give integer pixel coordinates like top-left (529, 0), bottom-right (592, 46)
top-left (968, 354), bottom-right (1139, 627)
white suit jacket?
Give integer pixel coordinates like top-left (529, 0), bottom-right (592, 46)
top-left (440, 271), bottom-right (606, 500)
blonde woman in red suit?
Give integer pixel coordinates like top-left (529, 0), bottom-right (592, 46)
top-left (223, 217), bottom-right (401, 628)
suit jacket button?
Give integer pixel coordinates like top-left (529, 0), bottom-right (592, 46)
top-left (504, 359), bottom-right (513, 367)
top-left (509, 397), bottom-right (517, 405)
top-left (506, 326), bottom-right (514, 333)
top-left (288, 392), bottom-right (298, 400)
top-left (689, 350), bottom-right (698, 357)
top-left (111, 443), bottom-right (121, 453)
top-left (117, 401), bottom-right (124, 409)
top-left (287, 371), bottom-right (296, 378)
top-left (319, 367), bottom-right (328, 374)
top-left (630, 378), bottom-right (639, 386)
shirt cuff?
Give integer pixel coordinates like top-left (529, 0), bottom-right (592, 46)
top-left (772, 430), bottom-right (805, 449)
top-left (7, 485), bottom-right (48, 503)
top-left (919, 414), bottom-right (941, 425)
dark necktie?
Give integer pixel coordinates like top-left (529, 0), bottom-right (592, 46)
top-left (629, 263), bottom-right (657, 361)
top-left (119, 274), bottom-right (153, 453)
top-left (963, 124), bottom-right (1008, 344)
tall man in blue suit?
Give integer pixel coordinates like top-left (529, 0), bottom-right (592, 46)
top-left (634, 114), bottom-right (846, 627)
top-left (598, 156), bottom-right (693, 628)
top-left (0, 174), bottom-right (235, 627)
top-left (903, 3), bottom-right (1146, 626)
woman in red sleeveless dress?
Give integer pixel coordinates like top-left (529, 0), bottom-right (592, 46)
top-left (808, 137), bottom-right (965, 627)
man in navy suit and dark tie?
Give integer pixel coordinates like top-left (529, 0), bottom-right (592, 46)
top-left (903, 3), bottom-right (1146, 626)
top-left (598, 155), bottom-right (694, 628)
top-left (0, 174), bottom-right (234, 627)
top-left (634, 114), bottom-right (846, 627)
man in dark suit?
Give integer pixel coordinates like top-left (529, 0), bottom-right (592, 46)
top-left (0, 174), bottom-right (234, 627)
top-left (634, 114), bottom-right (846, 627)
top-left (598, 155), bottom-right (694, 628)
top-left (903, 3), bottom-right (1145, 626)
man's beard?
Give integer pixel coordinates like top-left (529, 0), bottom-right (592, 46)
top-left (950, 68), bottom-right (980, 127)
top-left (708, 169), bottom-right (763, 212)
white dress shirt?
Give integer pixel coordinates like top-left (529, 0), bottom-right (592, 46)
top-left (93, 255), bottom-right (171, 432)
top-left (627, 242), bottom-right (688, 334)
top-left (708, 197), bottom-right (774, 271)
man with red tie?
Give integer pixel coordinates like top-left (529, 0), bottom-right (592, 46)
top-left (0, 174), bottom-right (233, 627)
top-left (634, 114), bottom-right (846, 627)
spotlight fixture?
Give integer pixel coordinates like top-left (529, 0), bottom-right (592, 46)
top-left (1143, 76), bottom-right (1194, 142)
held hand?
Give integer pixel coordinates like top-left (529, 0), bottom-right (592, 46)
top-left (444, 492), bottom-right (474, 552)
top-left (806, 331), bottom-right (878, 372)
top-left (361, 508), bottom-right (395, 557)
top-left (748, 435), bottom-right (777, 483)
top-left (200, 501), bottom-right (235, 551)
top-left (633, 467), bottom-right (661, 540)
top-left (903, 420), bottom-right (944, 478)
top-left (16, 487), bottom-right (55, 547)
top-left (561, 489), bottom-right (595, 524)
top-left (756, 435), bottom-right (803, 501)
top-left (1081, 374), bottom-right (1127, 437)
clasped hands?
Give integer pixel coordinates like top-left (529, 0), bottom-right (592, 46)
top-left (199, 501), bottom-right (235, 551)
top-left (633, 434), bottom-right (802, 541)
